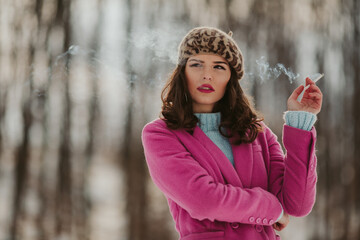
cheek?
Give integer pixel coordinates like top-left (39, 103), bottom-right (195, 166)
top-left (218, 83), bottom-right (228, 95)
top-left (185, 77), bottom-right (195, 92)
top-left (186, 73), bottom-right (200, 93)
top-left (218, 77), bottom-right (231, 94)
top-left (185, 70), bottom-right (196, 87)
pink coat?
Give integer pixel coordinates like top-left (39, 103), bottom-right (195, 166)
top-left (142, 119), bottom-right (317, 240)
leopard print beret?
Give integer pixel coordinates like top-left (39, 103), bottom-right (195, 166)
top-left (178, 26), bottom-right (244, 80)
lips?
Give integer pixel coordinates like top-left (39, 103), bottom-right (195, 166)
top-left (197, 84), bottom-right (214, 93)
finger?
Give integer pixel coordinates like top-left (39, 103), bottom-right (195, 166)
top-left (272, 224), bottom-right (280, 231)
top-left (307, 92), bottom-right (322, 100)
top-left (303, 78), bottom-right (317, 95)
top-left (305, 77), bottom-right (315, 86)
top-left (289, 85), bottom-right (305, 100)
top-left (307, 83), bottom-right (322, 93)
top-left (303, 87), bottom-right (322, 100)
top-left (303, 93), bottom-right (323, 105)
top-left (278, 225), bottom-right (285, 231)
top-left (274, 223), bottom-right (285, 231)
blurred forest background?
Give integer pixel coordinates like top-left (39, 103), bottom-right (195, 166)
top-left (0, 0), bottom-right (359, 239)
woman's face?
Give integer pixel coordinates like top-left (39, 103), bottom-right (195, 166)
top-left (185, 54), bottom-right (231, 113)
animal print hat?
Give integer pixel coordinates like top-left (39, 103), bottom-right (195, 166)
top-left (178, 26), bottom-right (244, 80)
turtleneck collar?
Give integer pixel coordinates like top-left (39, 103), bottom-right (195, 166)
top-left (194, 112), bottom-right (221, 132)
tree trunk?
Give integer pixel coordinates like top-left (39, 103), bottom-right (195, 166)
top-left (120, 0), bottom-right (147, 239)
top-left (351, 0), bottom-right (360, 237)
top-left (54, 0), bottom-right (73, 237)
top-left (9, 1), bottom-right (37, 238)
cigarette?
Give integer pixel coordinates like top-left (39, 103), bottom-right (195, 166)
top-left (312, 73), bottom-right (324, 82)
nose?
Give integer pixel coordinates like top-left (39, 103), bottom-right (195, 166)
top-left (202, 68), bottom-right (212, 81)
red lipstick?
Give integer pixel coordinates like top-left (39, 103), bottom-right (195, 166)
top-left (197, 84), bottom-right (214, 93)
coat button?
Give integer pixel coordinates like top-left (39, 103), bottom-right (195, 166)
top-left (256, 218), bottom-right (261, 224)
top-left (249, 217), bottom-right (255, 223)
top-left (231, 223), bottom-right (239, 229)
top-left (262, 218), bottom-right (268, 224)
top-left (255, 225), bottom-right (263, 232)
top-left (269, 219), bottom-right (274, 225)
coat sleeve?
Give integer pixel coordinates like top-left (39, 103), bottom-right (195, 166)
top-left (266, 124), bottom-right (317, 217)
top-left (142, 120), bottom-right (282, 225)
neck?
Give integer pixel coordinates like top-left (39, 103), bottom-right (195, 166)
top-left (192, 102), bottom-right (215, 113)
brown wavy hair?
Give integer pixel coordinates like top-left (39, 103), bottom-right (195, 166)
top-left (160, 59), bottom-right (263, 145)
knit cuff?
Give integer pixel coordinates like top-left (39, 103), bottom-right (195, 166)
top-left (283, 111), bottom-right (317, 131)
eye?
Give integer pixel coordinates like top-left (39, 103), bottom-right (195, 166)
top-left (214, 65), bottom-right (226, 70)
top-left (189, 63), bottom-right (201, 67)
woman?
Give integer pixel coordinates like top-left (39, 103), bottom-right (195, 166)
top-left (142, 27), bottom-right (322, 240)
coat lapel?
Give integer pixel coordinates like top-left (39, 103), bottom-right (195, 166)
top-left (192, 126), bottom-right (243, 187)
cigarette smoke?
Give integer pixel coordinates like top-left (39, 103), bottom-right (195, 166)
top-left (255, 56), bottom-right (300, 84)
top-left (131, 28), bottom-right (187, 65)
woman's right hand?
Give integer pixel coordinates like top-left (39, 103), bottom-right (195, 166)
top-left (287, 77), bottom-right (323, 114)
top-left (272, 213), bottom-right (289, 231)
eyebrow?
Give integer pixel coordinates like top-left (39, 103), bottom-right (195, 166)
top-left (213, 61), bottom-right (229, 65)
top-left (188, 59), bottom-right (229, 65)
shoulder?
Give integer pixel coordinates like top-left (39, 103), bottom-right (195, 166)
top-left (259, 121), bottom-right (268, 131)
top-left (256, 121), bottom-right (278, 143)
top-left (258, 121), bottom-right (272, 136)
top-left (142, 118), bottom-right (176, 140)
top-left (142, 118), bottom-right (190, 152)
top-left (143, 118), bottom-right (167, 129)
top-left (142, 118), bottom-right (168, 134)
